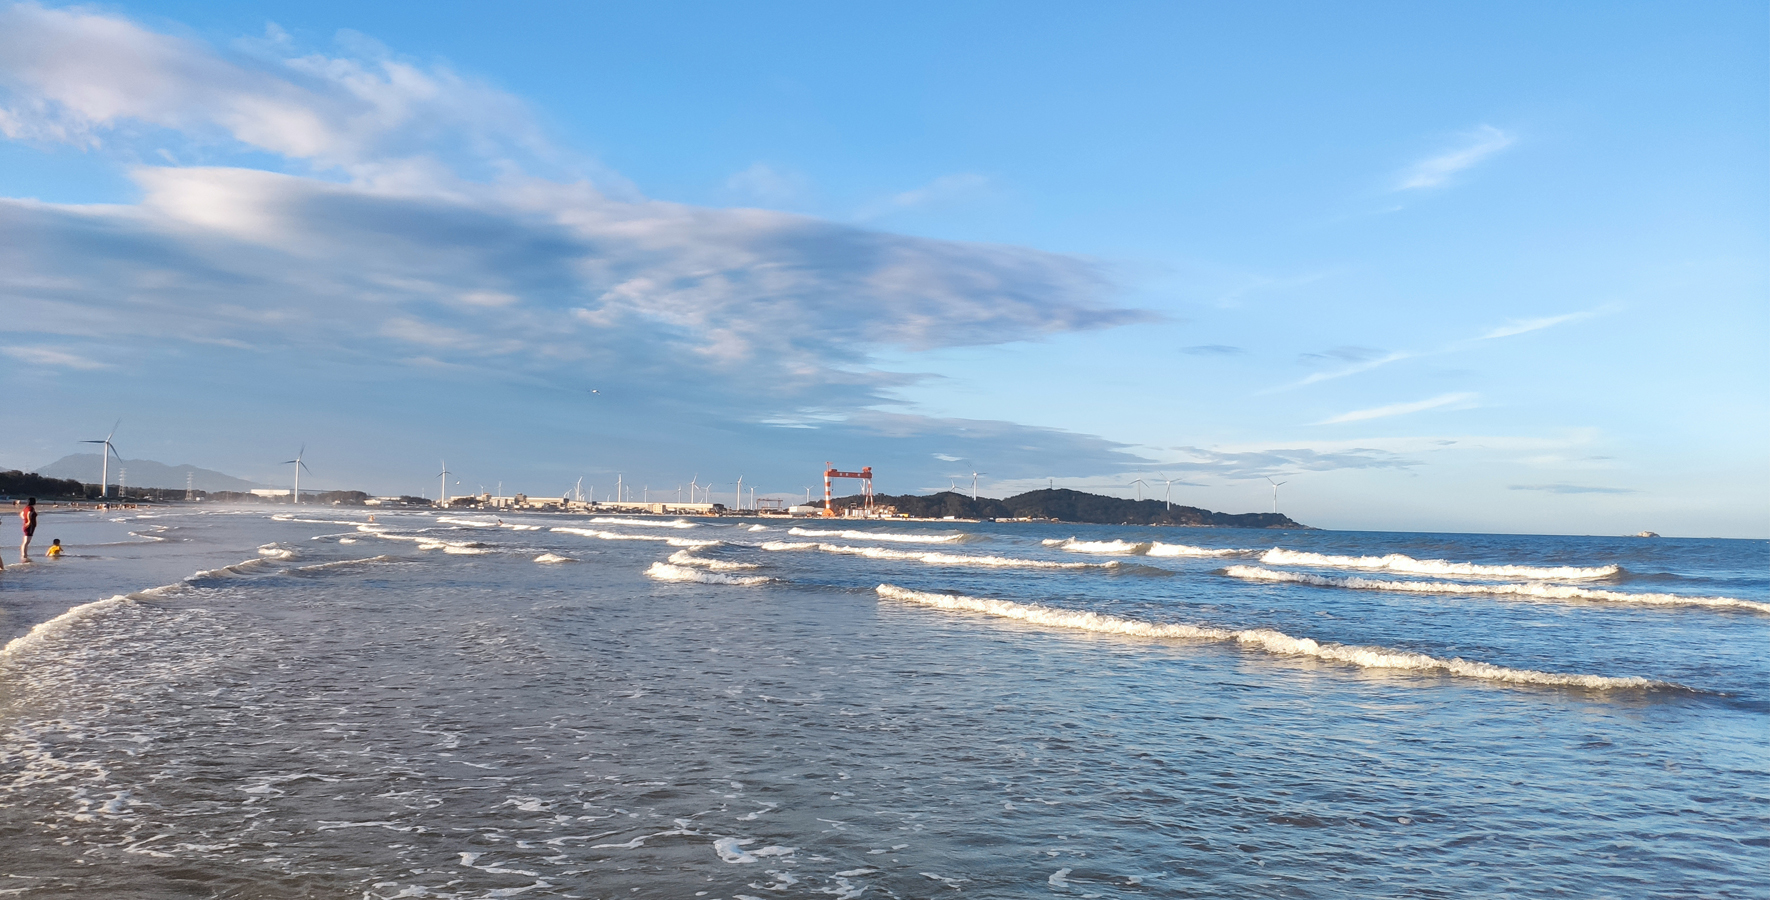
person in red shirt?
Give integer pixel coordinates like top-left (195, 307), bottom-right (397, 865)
top-left (20, 497), bottom-right (38, 562)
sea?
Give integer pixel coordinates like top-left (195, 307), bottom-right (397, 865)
top-left (0, 506), bottom-right (1765, 899)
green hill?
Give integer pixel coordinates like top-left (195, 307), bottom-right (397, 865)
top-left (842, 488), bottom-right (1306, 528)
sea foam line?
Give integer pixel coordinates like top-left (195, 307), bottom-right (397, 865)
top-left (876, 585), bottom-right (1665, 690)
top-left (1224, 566), bottom-right (1770, 614)
top-left (787, 527), bottom-right (964, 544)
top-left (554, 527), bottom-right (719, 547)
top-left (760, 541), bottom-right (1117, 570)
top-left (645, 562), bottom-right (771, 585)
top-left (591, 517), bottom-right (697, 529)
top-left (1256, 548), bottom-right (1619, 580)
top-left (667, 550), bottom-right (759, 570)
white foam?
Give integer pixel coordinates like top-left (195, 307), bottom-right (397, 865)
top-left (290, 555), bottom-right (401, 573)
top-left (747, 524), bottom-right (771, 532)
top-left (1257, 548), bottom-right (1620, 580)
top-left (534, 553), bottom-right (577, 564)
top-left (667, 550), bottom-right (759, 570)
top-left (645, 562), bottom-right (771, 586)
top-left (256, 543), bottom-right (297, 560)
top-left (1, 595), bottom-right (134, 662)
top-left (590, 517), bottom-right (697, 529)
top-left (876, 584), bottom-right (1666, 690)
top-left (437, 515), bottom-right (502, 528)
top-left (1148, 542), bottom-right (1248, 558)
top-left (1224, 566), bottom-right (1770, 614)
top-left (553, 526), bottom-right (720, 548)
top-left (761, 542), bottom-right (1116, 570)
top-left (788, 527), bottom-right (964, 544)
top-left (1049, 538), bottom-right (1152, 555)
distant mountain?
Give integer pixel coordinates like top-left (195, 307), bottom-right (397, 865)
top-left (34, 454), bottom-right (265, 492)
top-left (847, 488), bottom-right (1308, 528)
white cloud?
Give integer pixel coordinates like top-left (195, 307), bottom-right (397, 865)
top-left (857, 173), bottom-right (991, 219)
top-left (0, 345), bottom-right (112, 369)
top-left (1315, 392), bottom-right (1479, 425)
top-left (725, 162), bottom-right (810, 206)
top-left (1268, 351), bottom-right (1412, 392)
top-left (0, 5), bottom-right (1156, 489)
top-left (1397, 125), bottom-right (1514, 191)
top-left (1479, 311), bottom-right (1593, 340)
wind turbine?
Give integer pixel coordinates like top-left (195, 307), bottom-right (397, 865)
top-left (616, 474), bottom-right (624, 503)
top-left (437, 460), bottom-right (452, 505)
top-left (1159, 472), bottom-right (1175, 510)
top-left (1266, 476), bottom-right (1288, 514)
top-left (690, 475), bottom-right (700, 504)
top-left (575, 477), bottom-right (585, 503)
top-left (735, 475), bottom-right (744, 511)
top-left (970, 472), bottom-right (986, 501)
top-left (281, 445), bottom-right (311, 504)
top-left (80, 419), bottom-right (121, 500)
top-left (1130, 478), bottom-right (1149, 502)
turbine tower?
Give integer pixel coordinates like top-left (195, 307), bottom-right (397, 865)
top-left (1130, 478), bottom-right (1149, 501)
top-left (1266, 476), bottom-right (1288, 514)
top-left (970, 472), bottom-right (986, 502)
top-left (80, 419), bottom-right (121, 500)
top-left (437, 460), bottom-right (453, 506)
top-left (1159, 472), bottom-right (1175, 510)
top-left (281, 445), bottom-right (311, 504)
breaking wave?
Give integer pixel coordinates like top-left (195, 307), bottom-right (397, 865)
top-left (1, 595), bottom-right (135, 662)
top-left (289, 555), bottom-right (402, 574)
top-left (1044, 538), bottom-right (1152, 555)
top-left (875, 585), bottom-right (1670, 690)
top-left (788, 527), bottom-right (965, 544)
top-left (667, 550), bottom-right (759, 570)
top-left (1257, 548), bottom-right (1620, 580)
top-left (760, 542), bottom-right (1117, 570)
top-left (534, 553), bottom-right (577, 564)
top-left (553, 527), bottom-right (719, 548)
top-left (591, 517), bottom-right (697, 529)
top-left (1148, 542), bottom-right (1249, 558)
top-left (645, 562), bottom-right (771, 586)
top-left (1224, 566), bottom-right (1770, 614)
top-left (256, 543), bottom-right (297, 560)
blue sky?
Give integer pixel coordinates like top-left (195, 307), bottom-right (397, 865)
top-left (1, 1), bottom-right (1764, 536)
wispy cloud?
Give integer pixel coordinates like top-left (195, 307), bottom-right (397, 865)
top-left (1270, 351), bottom-right (1412, 392)
top-left (725, 162), bottom-right (810, 206)
top-left (0, 345), bottom-right (111, 369)
top-left (1509, 483), bottom-right (1637, 495)
top-left (1397, 125), bottom-right (1514, 191)
top-left (1478, 310), bottom-right (1595, 340)
top-left (856, 173), bottom-right (991, 219)
top-left (1315, 392), bottom-right (1478, 425)
top-left (0, 4), bottom-right (1159, 492)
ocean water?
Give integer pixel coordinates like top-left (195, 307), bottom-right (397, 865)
top-left (1, 508), bottom-right (1765, 899)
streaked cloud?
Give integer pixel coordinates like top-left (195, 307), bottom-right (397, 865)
top-left (0, 345), bottom-right (112, 370)
top-left (0, 3), bottom-right (1156, 492)
top-left (1478, 310), bottom-right (1594, 340)
top-left (858, 173), bottom-right (991, 219)
top-left (1509, 483), bottom-right (1638, 495)
top-left (1271, 350), bottom-right (1412, 392)
top-left (1397, 125), bottom-right (1514, 191)
top-left (1315, 392), bottom-right (1478, 425)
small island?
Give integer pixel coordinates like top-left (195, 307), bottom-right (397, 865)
top-left (839, 488), bottom-right (1307, 528)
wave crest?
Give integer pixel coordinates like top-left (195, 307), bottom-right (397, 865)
top-left (645, 562), bottom-right (770, 585)
top-left (1257, 548), bottom-right (1619, 580)
top-left (1224, 566), bottom-right (1770, 614)
top-left (875, 585), bottom-right (1669, 690)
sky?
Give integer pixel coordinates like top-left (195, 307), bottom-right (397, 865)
top-left (0, 1), bottom-right (1764, 537)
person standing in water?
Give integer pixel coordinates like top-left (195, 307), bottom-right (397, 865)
top-left (20, 497), bottom-right (38, 562)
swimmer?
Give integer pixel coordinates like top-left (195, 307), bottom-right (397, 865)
top-left (46, 539), bottom-right (63, 558)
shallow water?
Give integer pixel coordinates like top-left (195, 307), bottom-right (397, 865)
top-left (2, 508), bottom-right (1766, 898)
